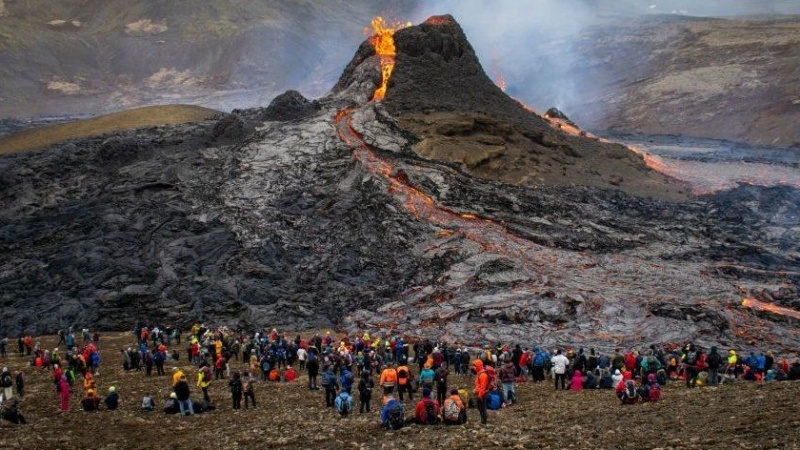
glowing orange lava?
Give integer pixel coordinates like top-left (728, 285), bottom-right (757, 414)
top-left (741, 297), bottom-right (800, 320)
top-left (367, 17), bottom-right (409, 101)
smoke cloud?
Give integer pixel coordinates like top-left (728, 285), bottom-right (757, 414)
top-left (407, 0), bottom-right (800, 124)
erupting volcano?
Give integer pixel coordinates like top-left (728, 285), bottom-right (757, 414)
top-left (366, 17), bottom-right (409, 101)
top-left (0, 14), bottom-right (798, 354)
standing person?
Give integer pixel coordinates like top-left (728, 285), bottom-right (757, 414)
top-left (1, 367), bottom-right (13, 401)
top-left (499, 355), bottom-right (517, 404)
top-left (197, 363), bottom-right (212, 404)
top-left (683, 344), bottom-right (699, 388)
top-left (379, 362), bottom-right (398, 400)
top-left (229, 371), bottom-right (243, 410)
top-left (14, 370), bottom-right (24, 398)
top-left (395, 362), bottom-right (413, 402)
top-left (435, 362), bottom-right (449, 407)
top-left (551, 350), bottom-right (570, 390)
top-left (307, 352), bottom-right (319, 390)
top-left (173, 375), bottom-right (193, 416)
top-left (321, 365), bottom-right (339, 408)
top-left (214, 354), bottom-right (226, 380)
top-left (706, 346), bottom-right (723, 386)
top-left (59, 376), bottom-right (71, 412)
top-left (472, 359), bottom-right (490, 425)
top-left (297, 346), bottom-right (308, 371)
top-left (242, 371), bottom-right (256, 409)
top-left (358, 369), bottom-right (374, 413)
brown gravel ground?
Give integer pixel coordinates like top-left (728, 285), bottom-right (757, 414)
top-left (1, 333), bottom-right (799, 450)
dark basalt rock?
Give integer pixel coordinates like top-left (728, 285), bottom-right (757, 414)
top-left (260, 90), bottom-right (320, 122)
top-left (385, 15), bottom-right (555, 138)
top-left (0, 15), bottom-right (798, 353)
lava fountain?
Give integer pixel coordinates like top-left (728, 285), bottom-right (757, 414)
top-left (367, 17), bottom-right (409, 102)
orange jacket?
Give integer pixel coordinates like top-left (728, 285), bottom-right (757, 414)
top-left (380, 367), bottom-right (397, 386)
top-left (396, 366), bottom-right (411, 385)
top-left (472, 360), bottom-right (489, 399)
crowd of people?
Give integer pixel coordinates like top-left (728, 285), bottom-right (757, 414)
top-left (2, 323), bottom-right (800, 429)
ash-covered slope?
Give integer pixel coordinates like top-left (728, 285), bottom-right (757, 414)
top-left (0, 16), bottom-right (798, 351)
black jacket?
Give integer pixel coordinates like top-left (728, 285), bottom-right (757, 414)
top-left (174, 380), bottom-right (191, 401)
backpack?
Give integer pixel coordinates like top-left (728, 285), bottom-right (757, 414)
top-left (458, 388), bottom-right (472, 409)
top-left (343, 371), bottom-right (354, 386)
top-left (322, 371), bottom-right (336, 387)
top-left (646, 355), bottom-right (659, 371)
top-left (1, 373), bottom-right (12, 388)
top-left (202, 366), bottom-right (212, 383)
top-left (336, 393), bottom-right (351, 415)
top-left (534, 353), bottom-right (545, 367)
top-left (624, 380), bottom-right (638, 399)
top-left (397, 368), bottom-right (408, 380)
top-left (485, 366), bottom-right (497, 389)
top-left (385, 402), bottom-right (404, 430)
top-left (487, 390), bottom-right (503, 410)
top-left (685, 351), bottom-right (697, 365)
top-left (423, 399), bottom-right (437, 424)
top-left (443, 398), bottom-right (462, 423)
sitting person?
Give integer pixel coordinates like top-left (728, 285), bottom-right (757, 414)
top-left (639, 374), bottom-right (662, 402)
top-left (163, 392), bottom-right (180, 414)
top-left (104, 386), bottom-right (119, 410)
top-left (1, 398), bottom-right (27, 424)
top-left (599, 369), bottom-right (614, 389)
top-left (414, 387), bottom-right (440, 425)
top-left (583, 370), bottom-right (598, 389)
top-left (141, 394), bottom-right (156, 411)
top-left (570, 370), bottom-right (583, 391)
top-left (442, 388), bottom-right (467, 425)
top-left (335, 391), bottom-right (353, 416)
top-left (82, 389), bottom-right (101, 412)
top-left (616, 372), bottom-right (639, 405)
top-left (380, 394), bottom-right (405, 430)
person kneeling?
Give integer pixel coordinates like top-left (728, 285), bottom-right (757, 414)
top-left (414, 387), bottom-right (440, 425)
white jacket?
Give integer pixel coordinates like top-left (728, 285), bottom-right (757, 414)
top-left (551, 354), bottom-right (570, 374)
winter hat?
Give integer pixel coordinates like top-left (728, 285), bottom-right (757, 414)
top-left (614, 369), bottom-right (621, 375)
top-left (170, 392), bottom-right (177, 399)
top-left (109, 386), bottom-right (116, 393)
top-left (423, 387), bottom-right (433, 398)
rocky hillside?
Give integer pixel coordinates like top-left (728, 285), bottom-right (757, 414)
top-left (559, 16), bottom-right (800, 148)
top-left (0, 0), bottom-right (415, 119)
top-left (2, 2), bottom-right (800, 148)
top-left (0, 16), bottom-right (797, 353)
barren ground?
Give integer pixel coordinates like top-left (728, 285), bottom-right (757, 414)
top-left (0, 105), bottom-right (219, 154)
top-left (1, 333), bottom-right (799, 450)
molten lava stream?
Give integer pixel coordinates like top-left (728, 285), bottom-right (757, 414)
top-left (741, 297), bottom-right (800, 320)
top-left (334, 108), bottom-right (597, 286)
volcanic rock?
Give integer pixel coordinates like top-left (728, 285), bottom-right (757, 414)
top-left (0, 15), bottom-right (798, 354)
top-left (260, 90), bottom-right (320, 122)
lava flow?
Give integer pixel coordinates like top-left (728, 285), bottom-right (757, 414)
top-left (741, 297), bottom-right (800, 320)
top-left (367, 17), bottom-right (409, 101)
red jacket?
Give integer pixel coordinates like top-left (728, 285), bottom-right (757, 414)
top-left (414, 398), bottom-right (440, 423)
